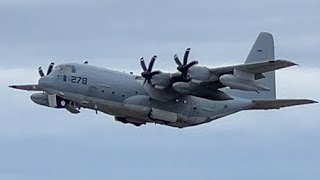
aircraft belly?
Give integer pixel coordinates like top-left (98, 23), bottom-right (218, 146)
top-left (150, 108), bottom-right (178, 123)
top-left (122, 103), bottom-right (181, 123)
top-left (43, 89), bottom-right (253, 128)
top-left (122, 103), bottom-right (151, 119)
top-left (121, 95), bottom-right (199, 126)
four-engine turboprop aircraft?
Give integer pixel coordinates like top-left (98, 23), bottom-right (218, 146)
top-left (9, 32), bottom-right (317, 128)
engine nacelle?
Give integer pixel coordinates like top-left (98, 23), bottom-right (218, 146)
top-left (219, 74), bottom-right (270, 92)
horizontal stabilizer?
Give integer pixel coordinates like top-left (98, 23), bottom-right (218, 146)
top-left (251, 99), bottom-right (318, 110)
top-left (9, 84), bottom-right (40, 91)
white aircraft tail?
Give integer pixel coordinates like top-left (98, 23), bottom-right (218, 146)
top-left (228, 32), bottom-right (276, 100)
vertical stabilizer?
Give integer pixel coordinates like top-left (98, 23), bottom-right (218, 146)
top-left (226, 32), bottom-right (276, 100)
top-left (245, 32), bottom-right (275, 64)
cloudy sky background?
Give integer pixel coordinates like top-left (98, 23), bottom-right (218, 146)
top-left (0, 0), bottom-right (320, 179)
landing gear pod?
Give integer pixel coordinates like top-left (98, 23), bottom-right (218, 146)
top-left (31, 93), bottom-right (50, 107)
top-left (30, 93), bottom-right (69, 108)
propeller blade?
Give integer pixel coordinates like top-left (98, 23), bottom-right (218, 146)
top-left (38, 67), bottom-right (45, 77)
top-left (183, 48), bottom-right (191, 65)
top-left (140, 58), bottom-right (147, 71)
top-left (174, 54), bottom-right (182, 66)
top-left (149, 70), bottom-right (161, 77)
top-left (46, 62), bottom-right (55, 75)
top-left (140, 55), bottom-right (160, 84)
top-left (148, 55), bottom-right (157, 72)
top-left (185, 61), bottom-right (199, 70)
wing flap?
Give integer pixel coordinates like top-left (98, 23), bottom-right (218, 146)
top-left (251, 99), bottom-right (318, 110)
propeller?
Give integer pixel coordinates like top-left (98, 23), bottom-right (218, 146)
top-left (38, 62), bottom-right (55, 77)
top-left (140, 55), bottom-right (161, 84)
top-left (174, 48), bottom-right (198, 80)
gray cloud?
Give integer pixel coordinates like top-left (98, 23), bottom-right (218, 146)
top-left (0, 0), bottom-right (319, 68)
top-left (0, 0), bottom-right (320, 179)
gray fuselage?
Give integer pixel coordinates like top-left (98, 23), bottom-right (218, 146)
top-left (38, 63), bottom-right (254, 128)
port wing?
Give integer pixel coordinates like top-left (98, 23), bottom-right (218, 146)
top-left (250, 99), bottom-right (318, 110)
top-left (9, 84), bottom-right (40, 91)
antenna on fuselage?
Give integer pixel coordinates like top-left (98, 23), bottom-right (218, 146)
top-left (94, 104), bottom-right (98, 114)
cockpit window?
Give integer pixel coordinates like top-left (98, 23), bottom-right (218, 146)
top-left (53, 65), bottom-right (62, 71)
top-left (71, 66), bottom-right (76, 73)
top-left (65, 65), bottom-right (76, 74)
top-left (53, 65), bottom-right (76, 74)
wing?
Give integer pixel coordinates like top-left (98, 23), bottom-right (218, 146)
top-left (142, 59), bottom-right (298, 101)
top-left (209, 59), bottom-right (297, 79)
top-left (250, 99), bottom-right (318, 110)
top-left (9, 84), bottom-right (40, 91)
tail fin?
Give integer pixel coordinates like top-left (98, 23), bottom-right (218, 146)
top-left (228, 32), bottom-right (276, 100)
top-left (245, 32), bottom-right (275, 64)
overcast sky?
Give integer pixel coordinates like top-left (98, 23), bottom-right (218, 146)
top-left (0, 0), bottom-right (320, 180)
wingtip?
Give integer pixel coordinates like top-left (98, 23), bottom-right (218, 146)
top-left (8, 84), bottom-right (39, 91)
top-left (303, 99), bottom-right (318, 105)
top-left (275, 59), bottom-right (299, 66)
top-left (289, 61), bottom-right (299, 66)
top-left (309, 100), bottom-right (318, 104)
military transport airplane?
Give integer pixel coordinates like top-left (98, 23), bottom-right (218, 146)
top-left (9, 32), bottom-right (317, 128)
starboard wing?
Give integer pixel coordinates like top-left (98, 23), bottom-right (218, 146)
top-left (209, 59), bottom-right (297, 78)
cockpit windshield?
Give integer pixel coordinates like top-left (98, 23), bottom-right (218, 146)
top-left (51, 65), bottom-right (76, 75)
top-left (53, 65), bottom-right (62, 71)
